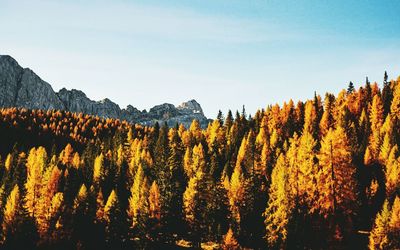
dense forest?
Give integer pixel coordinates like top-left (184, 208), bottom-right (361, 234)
top-left (0, 73), bottom-right (399, 249)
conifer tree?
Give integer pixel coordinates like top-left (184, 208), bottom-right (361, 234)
top-left (297, 131), bottom-right (318, 209)
top-left (93, 153), bottom-right (104, 187)
top-left (2, 185), bottom-right (21, 241)
top-left (222, 228), bottom-right (240, 250)
top-left (25, 147), bottom-right (47, 218)
top-left (104, 190), bottom-right (125, 247)
top-left (347, 81), bottom-right (355, 94)
top-left (317, 126), bottom-right (357, 217)
top-left (264, 154), bottom-right (292, 249)
top-left (388, 196), bottom-right (400, 248)
top-left (127, 164), bottom-right (146, 228)
top-left (369, 95), bottom-right (384, 159)
top-left (320, 93), bottom-right (335, 136)
top-left (390, 81), bottom-right (400, 120)
top-left (183, 168), bottom-right (204, 247)
top-left (369, 200), bottom-right (391, 250)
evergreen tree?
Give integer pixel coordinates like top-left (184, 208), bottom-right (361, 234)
top-left (369, 200), bottom-right (391, 250)
top-left (264, 154), bottom-right (292, 249)
top-left (347, 81), bottom-right (355, 94)
top-left (104, 190), bottom-right (125, 248)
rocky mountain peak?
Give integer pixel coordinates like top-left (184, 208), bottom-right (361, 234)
top-left (178, 99), bottom-right (204, 115)
top-left (0, 55), bottom-right (210, 128)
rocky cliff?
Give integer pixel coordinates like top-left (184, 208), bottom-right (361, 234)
top-left (0, 55), bottom-right (210, 128)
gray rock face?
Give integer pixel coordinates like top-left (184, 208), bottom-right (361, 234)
top-left (57, 89), bottom-right (121, 119)
top-left (0, 55), bottom-right (210, 128)
top-left (0, 55), bottom-right (64, 110)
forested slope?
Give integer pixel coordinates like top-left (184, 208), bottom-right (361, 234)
top-left (0, 74), bottom-right (399, 249)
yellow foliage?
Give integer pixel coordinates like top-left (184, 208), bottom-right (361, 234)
top-left (222, 228), bottom-right (240, 250)
top-left (369, 200), bottom-right (390, 250)
top-left (183, 170), bottom-right (202, 226)
top-left (229, 164), bottom-right (245, 223)
top-left (2, 185), bottom-right (20, 235)
top-left (318, 126), bottom-right (357, 216)
top-left (264, 154), bottom-right (291, 248)
top-left (385, 146), bottom-right (400, 197)
top-left (93, 153), bottom-right (104, 185)
top-left (148, 181), bottom-right (161, 220)
top-left (104, 190), bottom-right (118, 223)
top-left (4, 153), bottom-right (12, 172)
top-left (25, 146), bottom-right (47, 218)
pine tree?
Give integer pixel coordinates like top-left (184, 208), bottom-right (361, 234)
top-left (264, 154), bottom-right (292, 249)
top-left (347, 81), bottom-right (355, 94)
top-left (127, 164), bottom-right (146, 227)
top-left (382, 71), bottom-right (393, 116)
top-left (165, 128), bottom-right (186, 234)
top-left (183, 168), bottom-right (204, 247)
top-left (217, 110), bottom-right (224, 126)
top-left (25, 147), bottom-right (47, 218)
top-left (390, 81), bottom-right (400, 120)
top-left (222, 228), bottom-right (240, 250)
top-left (93, 153), bottom-right (104, 187)
top-left (369, 95), bottom-right (384, 159)
top-left (297, 131), bottom-right (318, 209)
top-left (148, 181), bottom-right (161, 221)
top-left (104, 190), bottom-right (125, 247)
top-left (388, 196), bottom-right (400, 248)
top-left (2, 185), bottom-right (20, 241)
top-left (369, 200), bottom-right (391, 250)
top-left (320, 93), bottom-right (335, 136)
top-left (46, 192), bottom-right (64, 243)
top-left (317, 126), bottom-right (357, 217)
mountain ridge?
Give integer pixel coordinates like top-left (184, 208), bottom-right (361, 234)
top-left (0, 55), bottom-right (210, 128)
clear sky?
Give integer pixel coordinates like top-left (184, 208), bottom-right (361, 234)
top-left (1, 0), bottom-right (400, 118)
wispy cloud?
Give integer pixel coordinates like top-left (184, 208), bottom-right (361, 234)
top-left (1, 0), bottom-right (305, 44)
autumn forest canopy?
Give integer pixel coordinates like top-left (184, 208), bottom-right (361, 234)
top-left (0, 74), bottom-right (400, 249)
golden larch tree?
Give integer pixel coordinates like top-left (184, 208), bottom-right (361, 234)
top-left (317, 126), bottom-right (357, 217)
top-left (25, 146), bottom-right (47, 218)
top-left (264, 154), bottom-right (292, 249)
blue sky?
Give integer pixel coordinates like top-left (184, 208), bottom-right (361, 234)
top-left (1, 0), bottom-right (400, 118)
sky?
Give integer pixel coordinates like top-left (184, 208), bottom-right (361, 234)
top-left (1, 0), bottom-right (400, 118)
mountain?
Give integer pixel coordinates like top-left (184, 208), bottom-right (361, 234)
top-left (0, 55), bottom-right (210, 128)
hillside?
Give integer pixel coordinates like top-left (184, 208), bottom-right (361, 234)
top-left (0, 74), bottom-right (399, 249)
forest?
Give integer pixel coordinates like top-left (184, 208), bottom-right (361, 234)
top-left (0, 73), bottom-right (399, 249)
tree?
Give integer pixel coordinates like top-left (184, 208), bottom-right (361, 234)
top-left (382, 71), bottom-right (392, 116)
top-left (347, 81), bottom-right (355, 94)
top-left (149, 181), bottom-right (161, 221)
top-left (144, 181), bottom-right (162, 243)
top-left (2, 185), bottom-right (21, 241)
top-left (317, 126), bottom-right (357, 217)
top-left (296, 131), bottom-right (318, 210)
top-left (1, 184), bottom-right (37, 248)
top-left (217, 110), bottom-right (224, 126)
top-left (369, 200), bottom-right (391, 250)
top-left (127, 164), bottom-right (147, 228)
top-left (390, 81), bottom-right (400, 120)
top-left (104, 190), bottom-right (125, 247)
top-left (37, 163), bottom-right (62, 237)
top-left (368, 95), bottom-right (384, 159)
top-left (25, 147), bottom-right (47, 218)
top-left (165, 128), bottom-right (186, 234)
top-left (388, 196), bottom-right (400, 248)
top-left (93, 153), bottom-right (104, 187)
top-left (303, 100), bottom-right (319, 139)
top-left (264, 154), bottom-right (292, 249)
top-left (385, 146), bottom-right (400, 198)
top-left (183, 169), bottom-right (204, 247)
top-left (222, 228), bottom-right (240, 250)
top-left (320, 93), bottom-right (335, 136)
